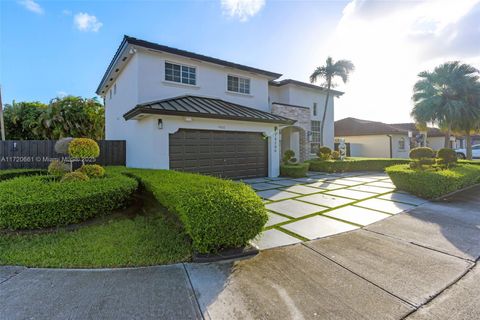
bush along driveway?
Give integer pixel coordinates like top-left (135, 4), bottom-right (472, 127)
top-left (1, 185), bottom-right (480, 320)
top-left (246, 171), bottom-right (427, 250)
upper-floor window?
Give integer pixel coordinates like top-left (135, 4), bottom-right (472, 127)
top-left (227, 75), bottom-right (250, 94)
top-left (313, 102), bottom-right (317, 116)
top-left (165, 62), bottom-right (196, 85)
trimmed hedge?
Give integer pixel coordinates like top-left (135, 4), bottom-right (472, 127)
top-left (386, 164), bottom-right (480, 199)
top-left (121, 168), bottom-right (268, 253)
top-left (307, 158), bottom-right (410, 173)
top-left (280, 163), bottom-right (310, 178)
top-left (0, 171), bottom-right (138, 230)
top-left (0, 169), bottom-right (46, 181)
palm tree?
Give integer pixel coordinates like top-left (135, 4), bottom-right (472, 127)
top-left (450, 83), bottom-right (480, 159)
top-left (310, 57), bottom-right (354, 146)
top-left (411, 61), bottom-right (480, 148)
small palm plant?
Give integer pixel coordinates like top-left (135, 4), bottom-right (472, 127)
top-left (310, 57), bottom-right (354, 146)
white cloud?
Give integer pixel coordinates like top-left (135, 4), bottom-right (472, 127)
top-left (319, 0), bottom-right (480, 123)
top-left (73, 12), bottom-right (103, 32)
top-left (57, 91), bottom-right (68, 98)
top-left (221, 0), bottom-right (265, 22)
top-left (18, 0), bottom-right (44, 14)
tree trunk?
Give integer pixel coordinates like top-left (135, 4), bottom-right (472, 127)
top-left (466, 133), bottom-right (472, 160)
top-left (320, 78), bottom-right (331, 146)
top-left (444, 125), bottom-right (451, 148)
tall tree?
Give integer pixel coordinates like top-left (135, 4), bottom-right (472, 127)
top-left (310, 57), bottom-right (354, 146)
top-left (411, 61), bottom-right (480, 148)
top-left (34, 96), bottom-right (105, 140)
top-left (3, 101), bottom-right (47, 139)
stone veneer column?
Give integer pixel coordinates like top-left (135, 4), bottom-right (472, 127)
top-left (271, 104), bottom-right (311, 162)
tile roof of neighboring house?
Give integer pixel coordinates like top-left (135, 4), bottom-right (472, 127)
top-left (335, 117), bottom-right (446, 137)
top-left (389, 123), bottom-right (445, 137)
top-left (97, 35), bottom-right (282, 94)
top-left (269, 79), bottom-right (344, 95)
top-left (335, 118), bottom-right (406, 136)
top-left (123, 95), bottom-right (296, 125)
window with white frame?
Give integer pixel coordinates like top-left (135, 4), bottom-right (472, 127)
top-left (398, 137), bottom-right (406, 150)
top-left (310, 120), bottom-right (321, 154)
top-left (165, 62), bottom-right (196, 85)
top-left (227, 75), bottom-right (250, 94)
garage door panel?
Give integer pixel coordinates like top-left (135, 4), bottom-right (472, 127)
top-left (169, 129), bottom-right (268, 179)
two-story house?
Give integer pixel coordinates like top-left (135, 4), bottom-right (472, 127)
top-left (97, 36), bottom-right (343, 179)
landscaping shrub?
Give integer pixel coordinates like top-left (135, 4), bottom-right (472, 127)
top-left (280, 163), bottom-right (310, 178)
top-left (77, 164), bottom-right (106, 178)
top-left (282, 150), bottom-right (297, 164)
top-left (436, 148), bottom-right (458, 168)
top-left (331, 150), bottom-right (340, 160)
top-left (0, 171), bottom-right (138, 229)
top-left (307, 158), bottom-right (409, 173)
top-left (386, 164), bottom-right (480, 199)
top-left (317, 146), bottom-right (332, 160)
top-left (61, 171), bottom-right (89, 183)
top-left (68, 138), bottom-right (100, 161)
top-left (0, 169), bottom-right (46, 181)
top-left (122, 168), bottom-right (268, 253)
top-left (409, 147), bottom-right (435, 170)
top-left (48, 160), bottom-right (69, 177)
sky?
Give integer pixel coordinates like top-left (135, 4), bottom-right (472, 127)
top-left (1, 0), bottom-right (479, 123)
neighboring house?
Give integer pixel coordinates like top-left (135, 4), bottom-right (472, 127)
top-left (97, 36), bottom-right (342, 178)
top-left (334, 118), bottom-right (461, 159)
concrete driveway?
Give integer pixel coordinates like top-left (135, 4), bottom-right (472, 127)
top-left (1, 186), bottom-right (480, 320)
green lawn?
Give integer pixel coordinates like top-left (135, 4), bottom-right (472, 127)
top-left (0, 196), bottom-right (192, 268)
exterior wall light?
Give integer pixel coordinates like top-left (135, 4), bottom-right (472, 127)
top-left (157, 119), bottom-right (163, 129)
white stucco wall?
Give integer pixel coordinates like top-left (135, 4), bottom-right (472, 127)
top-left (337, 134), bottom-right (410, 158)
top-left (427, 137), bottom-right (445, 151)
top-left (136, 49), bottom-right (271, 111)
top-left (125, 115), bottom-right (281, 177)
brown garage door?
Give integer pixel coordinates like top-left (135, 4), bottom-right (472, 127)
top-left (169, 129), bottom-right (268, 179)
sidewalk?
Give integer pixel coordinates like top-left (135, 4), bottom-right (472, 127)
top-left (1, 186), bottom-right (479, 320)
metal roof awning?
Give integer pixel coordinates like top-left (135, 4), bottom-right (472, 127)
top-left (123, 95), bottom-right (296, 125)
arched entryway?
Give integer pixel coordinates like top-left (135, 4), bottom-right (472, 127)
top-left (280, 126), bottom-right (308, 162)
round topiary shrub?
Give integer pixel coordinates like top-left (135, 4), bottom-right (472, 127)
top-left (68, 138), bottom-right (100, 162)
top-left (282, 150), bottom-right (296, 164)
top-left (331, 150), bottom-right (340, 160)
top-left (61, 171), bottom-right (90, 183)
top-left (77, 164), bottom-right (106, 178)
top-left (437, 148), bottom-right (458, 168)
top-left (409, 147), bottom-right (435, 159)
top-left (48, 160), bottom-right (69, 177)
top-left (317, 146), bottom-right (332, 160)
top-left (409, 147), bottom-right (435, 170)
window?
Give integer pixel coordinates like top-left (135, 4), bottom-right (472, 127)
top-left (313, 102), bottom-right (317, 116)
top-left (310, 120), bottom-right (321, 154)
top-left (398, 137), bottom-right (406, 150)
top-left (165, 62), bottom-right (196, 85)
top-left (227, 75), bottom-right (250, 94)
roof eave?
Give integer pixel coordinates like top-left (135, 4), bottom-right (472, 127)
top-left (123, 107), bottom-right (295, 125)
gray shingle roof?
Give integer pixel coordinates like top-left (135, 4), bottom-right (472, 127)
top-left (124, 95), bottom-right (296, 125)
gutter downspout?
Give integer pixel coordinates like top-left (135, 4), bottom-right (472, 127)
top-left (387, 135), bottom-right (393, 158)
